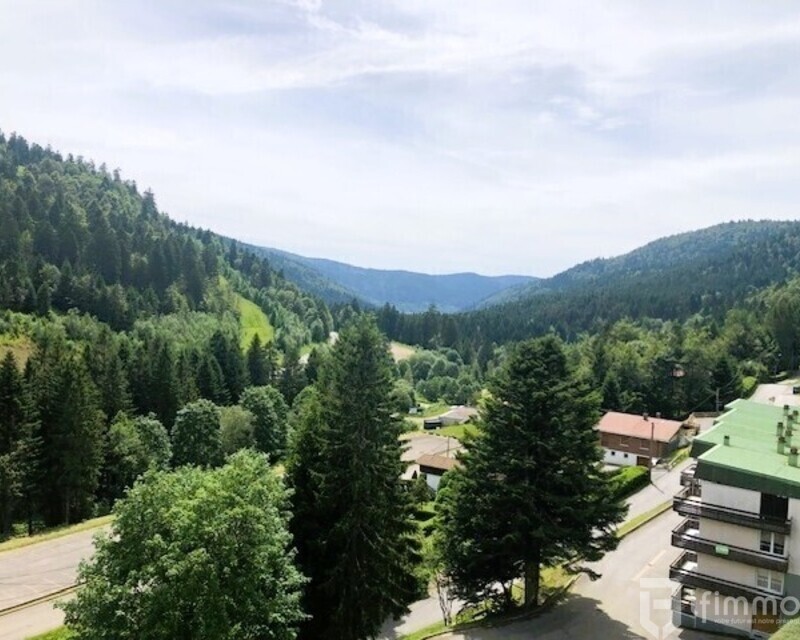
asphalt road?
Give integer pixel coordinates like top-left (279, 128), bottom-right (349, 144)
top-left (626, 459), bottom-right (693, 521)
top-left (442, 510), bottom-right (718, 640)
top-left (0, 528), bottom-right (104, 640)
top-left (0, 596), bottom-right (73, 640)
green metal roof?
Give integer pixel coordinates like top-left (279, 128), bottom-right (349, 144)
top-left (692, 398), bottom-right (800, 499)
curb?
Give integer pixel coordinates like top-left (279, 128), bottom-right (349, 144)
top-left (617, 500), bottom-right (673, 540)
top-left (0, 584), bottom-right (78, 618)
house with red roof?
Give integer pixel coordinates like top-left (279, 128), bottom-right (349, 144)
top-left (597, 411), bottom-right (683, 467)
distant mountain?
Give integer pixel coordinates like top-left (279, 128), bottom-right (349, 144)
top-left (249, 246), bottom-right (537, 313)
top-left (465, 219), bottom-right (800, 340)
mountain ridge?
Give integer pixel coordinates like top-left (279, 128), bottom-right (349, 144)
top-left (249, 245), bottom-right (537, 313)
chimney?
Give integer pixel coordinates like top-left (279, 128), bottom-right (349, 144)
top-left (778, 436), bottom-right (787, 455)
top-left (778, 422), bottom-right (785, 438)
top-left (656, 412), bottom-right (662, 419)
top-left (785, 404), bottom-right (791, 416)
top-left (790, 447), bottom-right (799, 468)
top-left (723, 435), bottom-right (731, 447)
top-left (643, 412), bottom-right (649, 421)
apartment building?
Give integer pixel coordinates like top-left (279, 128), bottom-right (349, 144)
top-left (671, 399), bottom-right (800, 638)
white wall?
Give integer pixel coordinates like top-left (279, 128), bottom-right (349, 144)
top-left (699, 519), bottom-right (760, 551)
top-left (785, 498), bottom-right (800, 574)
top-left (701, 481), bottom-right (761, 513)
top-left (426, 472), bottom-right (442, 492)
top-left (697, 554), bottom-right (759, 588)
top-left (602, 448), bottom-right (637, 467)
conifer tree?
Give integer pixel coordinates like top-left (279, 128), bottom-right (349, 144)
top-left (287, 318), bottom-right (420, 640)
top-left (0, 352), bottom-right (40, 536)
top-left (246, 334), bottom-right (268, 387)
top-left (437, 335), bottom-right (626, 609)
top-left (28, 336), bottom-right (104, 525)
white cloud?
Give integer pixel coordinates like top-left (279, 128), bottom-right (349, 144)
top-left (0, 0), bottom-right (799, 276)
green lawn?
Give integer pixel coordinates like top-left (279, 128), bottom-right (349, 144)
top-left (773, 618), bottom-right (800, 639)
top-left (26, 628), bottom-right (73, 640)
top-left (235, 294), bottom-right (274, 350)
top-left (437, 424), bottom-right (479, 442)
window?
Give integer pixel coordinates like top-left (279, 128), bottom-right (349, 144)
top-left (757, 569), bottom-right (784, 594)
top-left (623, 453), bottom-right (629, 458)
top-left (640, 440), bottom-right (651, 450)
top-left (610, 451), bottom-right (616, 456)
top-left (760, 531), bottom-right (786, 556)
top-left (620, 436), bottom-right (630, 446)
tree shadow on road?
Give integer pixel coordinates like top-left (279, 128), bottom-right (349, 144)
top-left (442, 594), bottom-right (720, 640)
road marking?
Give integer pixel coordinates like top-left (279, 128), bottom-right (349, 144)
top-left (632, 549), bottom-right (667, 583)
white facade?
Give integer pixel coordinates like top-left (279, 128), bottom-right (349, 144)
top-left (675, 478), bottom-right (796, 638)
top-left (602, 447), bottom-right (638, 467)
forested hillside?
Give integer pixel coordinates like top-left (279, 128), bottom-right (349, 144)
top-left (0, 131), bottom-right (333, 530)
top-left (474, 220), bottom-right (800, 321)
top-left (253, 245), bottom-right (536, 312)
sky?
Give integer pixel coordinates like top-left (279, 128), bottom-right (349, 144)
top-left (1, 1), bottom-right (800, 277)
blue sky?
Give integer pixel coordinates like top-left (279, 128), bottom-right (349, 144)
top-left (2, 1), bottom-right (800, 276)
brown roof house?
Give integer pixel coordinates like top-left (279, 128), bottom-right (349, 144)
top-left (597, 411), bottom-right (683, 467)
top-left (417, 454), bottom-right (460, 491)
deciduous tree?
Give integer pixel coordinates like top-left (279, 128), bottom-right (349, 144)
top-left (63, 451), bottom-right (306, 639)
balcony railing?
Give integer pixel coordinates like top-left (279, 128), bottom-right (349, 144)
top-left (670, 551), bottom-right (785, 601)
top-left (672, 585), bottom-right (696, 617)
top-left (680, 464), bottom-right (697, 487)
top-left (672, 518), bottom-right (789, 572)
top-left (673, 487), bottom-right (792, 535)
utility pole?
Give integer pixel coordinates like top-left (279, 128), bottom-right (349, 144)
top-left (715, 387), bottom-right (720, 413)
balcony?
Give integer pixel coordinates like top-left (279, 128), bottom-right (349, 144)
top-left (670, 551), bottom-right (785, 601)
top-left (680, 464), bottom-right (697, 487)
top-left (672, 585), bottom-right (696, 617)
top-left (672, 518), bottom-right (789, 572)
top-left (673, 487), bottom-right (792, 535)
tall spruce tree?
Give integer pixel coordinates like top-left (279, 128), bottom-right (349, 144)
top-left (28, 336), bottom-right (105, 525)
top-left (287, 318), bottom-right (420, 640)
top-left (0, 352), bottom-right (40, 536)
top-left (437, 335), bottom-right (626, 608)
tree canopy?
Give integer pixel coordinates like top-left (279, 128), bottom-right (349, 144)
top-left (63, 450), bottom-right (306, 640)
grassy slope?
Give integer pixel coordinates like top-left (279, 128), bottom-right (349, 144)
top-left (235, 294), bottom-right (274, 350)
top-left (390, 341), bottom-right (417, 362)
top-left (0, 335), bottom-right (34, 368)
